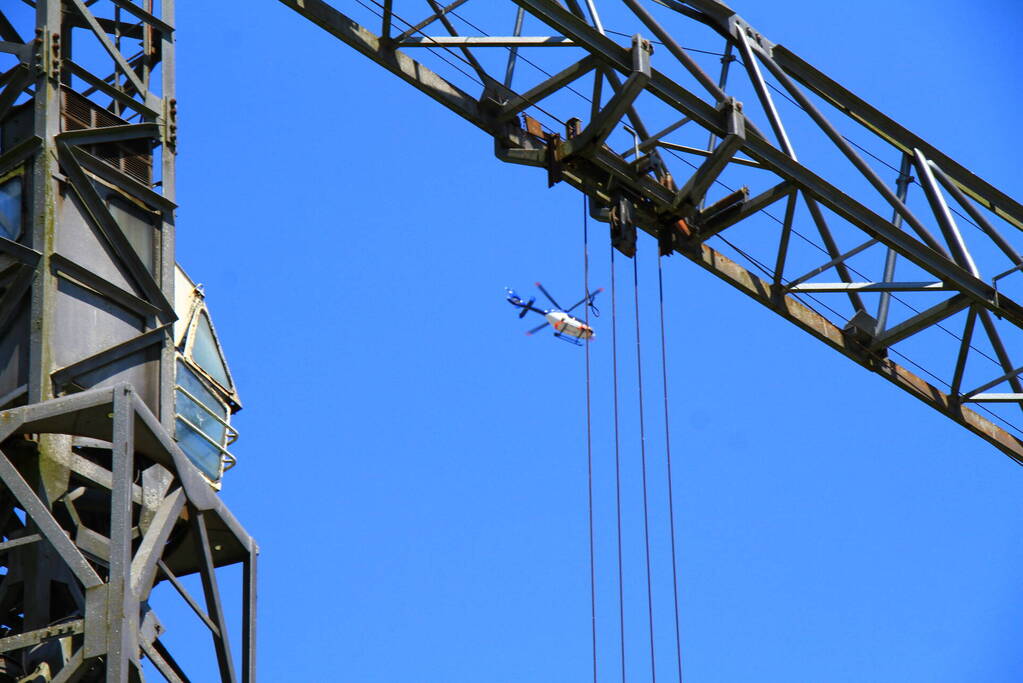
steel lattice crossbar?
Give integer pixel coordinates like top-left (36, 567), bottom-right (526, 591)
top-left (279, 0), bottom-right (1023, 463)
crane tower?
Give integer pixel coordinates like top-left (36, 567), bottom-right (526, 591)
top-left (0, 2), bottom-right (255, 681)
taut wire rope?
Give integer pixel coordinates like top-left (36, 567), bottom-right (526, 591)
top-left (584, 198), bottom-right (598, 683)
top-left (634, 250), bottom-right (658, 682)
top-left (610, 243), bottom-right (627, 683)
top-left (658, 255), bottom-right (685, 683)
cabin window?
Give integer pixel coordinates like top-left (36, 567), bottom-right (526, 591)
top-left (0, 176), bottom-right (22, 241)
top-left (191, 312), bottom-right (231, 390)
top-left (174, 360), bottom-right (230, 481)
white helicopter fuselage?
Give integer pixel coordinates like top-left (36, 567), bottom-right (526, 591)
top-left (545, 311), bottom-right (595, 340)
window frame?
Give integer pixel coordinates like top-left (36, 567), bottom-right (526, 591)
top-left (180, 302), bottom-right (237, 401)
top-left (173, 357), bottom-right (238, 487)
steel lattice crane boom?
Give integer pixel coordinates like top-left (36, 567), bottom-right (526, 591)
top-left (280, 0), bottom-right (1023, 464)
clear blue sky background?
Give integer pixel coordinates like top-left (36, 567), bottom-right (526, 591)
top-left (155, 1), bottom-right (1023, 681)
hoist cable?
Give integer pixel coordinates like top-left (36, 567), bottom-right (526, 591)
top-left (585, 194), bottom-right (597, 678)
top-left (658, 257), bottom-right (685, 683)
top-left (633, 251), bottom-right (658, 683)
top-left (610, 245), bottom-right (627, 683)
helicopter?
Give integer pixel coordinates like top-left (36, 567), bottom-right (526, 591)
top-left (505, 282), bottom-right (603, 345)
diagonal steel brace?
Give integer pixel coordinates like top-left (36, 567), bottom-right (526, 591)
top-left (675, 97), bottom-right (746, 210)
top-left (557, 34), bottom-right (651, 158)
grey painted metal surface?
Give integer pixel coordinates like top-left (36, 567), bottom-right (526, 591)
top-left (279, 0), bottom-right (1023, 464)
top-left (0, 2), bottom-right (256, 681)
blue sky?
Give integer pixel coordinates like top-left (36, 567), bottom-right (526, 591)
top-left (156, 1), bottom-right (1023, 681)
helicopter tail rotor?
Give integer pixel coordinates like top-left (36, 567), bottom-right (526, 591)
top-left (518, 297), bottom-right (536, 318)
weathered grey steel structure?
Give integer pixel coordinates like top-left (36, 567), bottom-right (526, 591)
top-left (0, 2), bottom-right (255, 681)
top-left (0, 0), bottom-right (1017, 677)
top-left (281, 0), bottom-right (1023, 463)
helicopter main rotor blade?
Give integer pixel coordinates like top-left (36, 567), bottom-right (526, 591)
top-left (564, 287), bottom-right (604, 314)
top-left (563, 296), bottom-right (588, 314)
top-left (525, 322), bottom-right (550, 335)
top-left (534, 282), bottom-right (562, 310)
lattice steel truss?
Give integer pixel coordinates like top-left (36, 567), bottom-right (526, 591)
top-left (0, 2), bottom-right (255, 681)
top-left (281, 0), bottom-right (1023, 463)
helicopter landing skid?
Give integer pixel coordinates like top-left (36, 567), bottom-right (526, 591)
top-left (554, 332), bottom-right (583, 346)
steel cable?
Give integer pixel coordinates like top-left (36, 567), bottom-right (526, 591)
top-left (583, 198), bottom-right (598, 683)
top-left (633, 250), bottom-right (658, 683)
top-left (610, 244), bottom-right (628, 683)
top-left (657, 255), bottom-right (685, 683)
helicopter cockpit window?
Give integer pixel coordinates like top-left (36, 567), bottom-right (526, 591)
top-left (191, 312), bottom-right (231, 390)
top-left (174, 359), bottom-right (231, 481)
top-left (0, 176), bottom-right (23, 241)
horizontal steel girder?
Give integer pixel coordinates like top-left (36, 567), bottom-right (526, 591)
top-left (277, 0), bottom-right (1023, 464)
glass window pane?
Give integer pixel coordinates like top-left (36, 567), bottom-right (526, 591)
top-left (191, 313), bottom-right (231, 389)
top-left (174, 418), bottom-right (223, 480)
top-left (175, 389), bottom-right (227, 445)
top-left (0, 177), bottom-right (23, 241)
top-left (174, 360), bottom-right (229, 481)
top-left (176, 360), bottom-right (226, 420)
top-left (176, 360), bottom-right (228, 444)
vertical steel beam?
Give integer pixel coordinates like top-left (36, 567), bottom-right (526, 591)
top-left (381, 0), bottom-right (393, 40)
top-left (27, 0), bottom-right (60, 407)
top-left (772, 192), bottom-right (798, 287)
top-left (950, 307), bottom-right (978, 398)
top-left (160, 0), bottom-right (178, 429)
top-left (503, 8), bottom-right (526, 88)
top-left (107, 385), bottom-right (136, 682)
top-left (700, 41), bottom-right (734, 185)
top-left (243, 548), bottom-right (258, 683)
top-left (22, 2), bottom-right (69, 642)
top-left (875, 154), bottom-right (913, 334)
